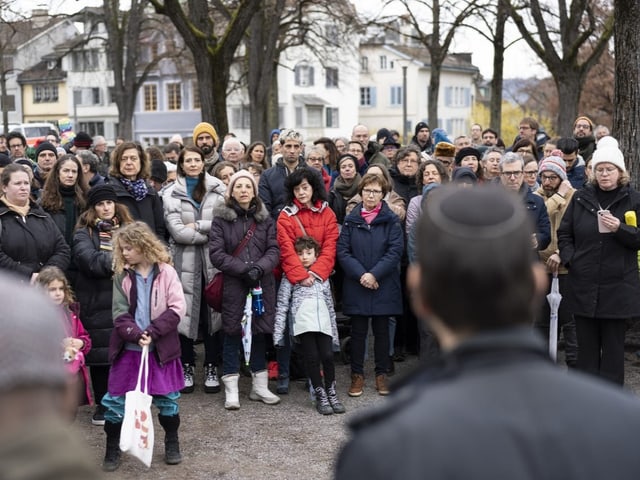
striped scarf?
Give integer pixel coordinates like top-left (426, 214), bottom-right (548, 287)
top-left (95, 216), bottom-right (120, 251)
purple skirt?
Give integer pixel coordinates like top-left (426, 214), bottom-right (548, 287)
top-left (107, 349), bottom-right (184, 396)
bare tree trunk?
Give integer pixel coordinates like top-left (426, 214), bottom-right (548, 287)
top-left (0, 72), bottom-right (8, 133)
top-left (554, 73), bottom-right (583, 137)
top-left (428, 62), bottom-right (441, 128)
top-left (614, 0), bottom-right (640, 189)
top-left (490, 0), bottom-right (507, 133)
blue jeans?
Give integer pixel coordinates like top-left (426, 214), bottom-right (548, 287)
top-left (101, 391), bottom-right (180, 423)
top-left (222, 332), bottom-right (267, 375)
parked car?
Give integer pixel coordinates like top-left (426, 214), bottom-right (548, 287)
top-left (7, 122), bottom-right (58, 147)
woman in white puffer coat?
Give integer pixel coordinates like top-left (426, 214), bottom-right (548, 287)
top-left (163, 146), bottom-right (226, 395)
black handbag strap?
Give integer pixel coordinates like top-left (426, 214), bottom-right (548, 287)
top-left (231, 222), bottom-right (257, 257)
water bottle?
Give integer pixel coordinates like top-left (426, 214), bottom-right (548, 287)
top-left (251, 286), bottom-right (265, 316)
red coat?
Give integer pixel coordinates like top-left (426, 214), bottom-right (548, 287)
top-left (277, 199), bottom-right (339, 284)
top-left (64, 303), bottom-right (93, 405)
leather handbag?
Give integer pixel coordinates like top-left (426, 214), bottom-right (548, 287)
top-left (205, 222), bottom-right (257, 311)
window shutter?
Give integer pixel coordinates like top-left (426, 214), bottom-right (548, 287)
top-left (294, 66), bottom-right (300, 86)
top-left (309, 66), bottom-right (315, 86)
top-left (445, 87), bottom-right (452, 107)
top-left (371, 87), bottom-right (377, 107)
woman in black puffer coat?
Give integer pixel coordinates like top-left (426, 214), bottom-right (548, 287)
top-left (72, 184), bottom-right (133, 424)
top-left (209, 170), bottom-right (280, 410)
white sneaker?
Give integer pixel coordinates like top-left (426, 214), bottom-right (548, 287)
top-left (204, 364), bottom-right (220, 393)
top-left (181, 363), bottom-right (194, 393)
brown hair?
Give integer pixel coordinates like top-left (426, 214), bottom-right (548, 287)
top-left (36, 266), bottom-right (75, 305)
top-left (177, 146), bottom-right (207, 203)
top-left (109, 142), bottom-right (150, 180)
top-left (112, 221), bottom-right (172, 273)
top-left (359, 172), bottom-right (390, 196)
top-left (40, 155), bottom-right (87, 213)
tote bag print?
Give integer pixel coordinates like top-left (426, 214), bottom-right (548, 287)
top-left (120, 345), bottom-right (155, 467)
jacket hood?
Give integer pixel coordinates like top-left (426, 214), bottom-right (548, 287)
top-left (212, 201), bottom-right (270, 223)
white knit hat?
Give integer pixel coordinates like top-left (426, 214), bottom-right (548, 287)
top-left (592, 141), bottom-right (625, 172)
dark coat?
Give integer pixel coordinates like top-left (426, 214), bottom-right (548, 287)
top-left (558, 183), bottom-right (640, 318)
top-left (389, 167), bottom-right (419, 207)
top-left (567, 164), bottom-right (586, 189)
top-left (72, 226), bottom-right (114, 365)
top-left (258, 159), bottom-right (296, 221)
top-left (521, 184), bottom-right (551, 251)
top-left (338, 201), bottom-right (404, 316)
top-left (106, 176), bottom-right (166, 239)
top-left (209, 201), bottom-right (280, 336)
top-left (0, 200), bottom-right (70, 278)
top-left (336, 328), bottom-right (640, 480)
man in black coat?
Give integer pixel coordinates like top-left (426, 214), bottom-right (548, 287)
top-left (336, 186), bottom-right (640, 480)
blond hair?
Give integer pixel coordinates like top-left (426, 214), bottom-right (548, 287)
top-left (112, 221), bottom-right (172, 273)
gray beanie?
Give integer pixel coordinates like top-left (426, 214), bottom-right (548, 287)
top-left (0, 272), bottom-right (67, 392)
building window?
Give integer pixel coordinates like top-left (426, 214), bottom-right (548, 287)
top-left (359, 87), bottom-right (376, 107)
top-left (444, 86), bottom-right (471, 107)
top-left (231, 105), bottom-right (250, 129)
top-left (192, 81), bottom-right (200, 109)
top-left (33, 84), bottom-right (59, 103)
top-left (390, 86), bottom-right (402, 106)
top-left (108, 87), bottom-right (116, 104)
top-left (325, 68), bottom-right (339, 88)
top-left (92, 87), bottom-right (101, 105)
top-left (379, 55), bottom-right (388, 70)
top-left (167, 83), bottom-right (181, 110)
top-left (79, 121), bottom-right (105, 137)
top-left (294, 64), bottom-right (315, 87)
top-left (143, 84), bottom-right (158, 111)
top-left (307, 106), bottom-right (323, 128)
top-left (71, 50), bottom-right (100, 71)
top-left (360, 56), bottom-right (368, 72)
top-left (326, 107), bottom-right (339, 128)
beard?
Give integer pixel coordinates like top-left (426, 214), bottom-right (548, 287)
top-left (200, 144), bottom-right (213, 155)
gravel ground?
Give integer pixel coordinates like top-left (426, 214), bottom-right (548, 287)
top-left (73, 344), bottom-right (640, 479)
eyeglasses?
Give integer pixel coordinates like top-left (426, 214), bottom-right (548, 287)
top-left (540, 174), bottom-right (560, 182)
top-left (348, 149), bottom-right (363, 155)
top-left (398, 158), bottom-right (419, 165)
top-left (9, 143), bottom-right (23, 149)
top-left (362, 188), bottom-right (383, 196)
top-left (595, 166), bottom-right (618, 175)
top-left (501, 171), bottom-right (523, 178)
top-left (307, 157), bottom-right (324, 163)
top-left (523, 170), bottom-right (538, 176)
top-left (518, 125), bottom-right (531, 130)
top-left (575, 124), bottom-right (591, 130)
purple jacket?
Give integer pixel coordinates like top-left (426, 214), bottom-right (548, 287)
top-left (108, 262), bottom-right (186, 365)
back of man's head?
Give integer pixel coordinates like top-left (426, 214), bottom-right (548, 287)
top-left (0, 272), bottom-right (66, 393)
top-left (415, 186), bottom-right (536, 332)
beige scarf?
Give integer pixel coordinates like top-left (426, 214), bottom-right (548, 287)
top-left (0, 194), bottom-right (30, 218)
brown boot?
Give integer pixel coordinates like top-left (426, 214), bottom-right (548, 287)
top-left (376, 374), bottom-right (390, 396)
top-left (348, 373), bottom-right (364, 397)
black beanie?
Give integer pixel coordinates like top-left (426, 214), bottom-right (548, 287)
top-left (415, 122), bottom-right (429, 136)
top-left (74, 131), bottom-right (93, 148)
top-left (150, 159), bottom-right (168, 183)
top-left (35, 142), bottom-right (57, 159)
top-left (455, 147), bottom-right (482, 165)
top-left (87, 184), bottom-right (118, 206)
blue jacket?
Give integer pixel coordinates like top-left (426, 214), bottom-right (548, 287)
top-left (337, 201), bottom-right (404, 316)
top-left (521, 184), bottom-right (551, 251)
top-left (567, 164), bottom-right (586, 189)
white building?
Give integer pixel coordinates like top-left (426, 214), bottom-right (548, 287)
top-left (359, 42), bottom-right (479, 142)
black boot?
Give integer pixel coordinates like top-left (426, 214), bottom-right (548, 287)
top-left (158, 414), bottom-right (182, 465)
top-left (102, 421), bottom-right (122, 472)
top-left (325, 380), bottom-right (346, 414)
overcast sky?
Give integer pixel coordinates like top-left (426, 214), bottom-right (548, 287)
top-left (21, 0), bottom-right (547, 79)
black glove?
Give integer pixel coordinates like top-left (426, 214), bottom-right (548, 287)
top-left (242, 266), bottom-right (262, 286)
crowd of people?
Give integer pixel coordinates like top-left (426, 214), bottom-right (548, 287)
top-left (0, 113), bottom-right (637, 473)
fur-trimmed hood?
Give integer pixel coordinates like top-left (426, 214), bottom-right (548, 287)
top-left (212, 201), bottom-right (270, 223)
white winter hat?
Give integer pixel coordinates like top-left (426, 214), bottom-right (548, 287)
top-left (592, 143), bottom-right (626, 173)
top-left (596, 135), bottom-right (618, 150)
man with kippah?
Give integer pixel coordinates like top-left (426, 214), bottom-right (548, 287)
top-left (192, 122), bottom-right (220, 174)
top-left (534, 155), bottom-right (578, 366)
top-left (337, 185), bottom-right (640, 479)
top-left (0, 271), bottom-right (101, 478)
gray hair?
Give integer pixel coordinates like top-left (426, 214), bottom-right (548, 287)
top-left (482, 146), bottom-right (505, 162)
top-left (499, 151), bottom-right (524, 171)
top-left (76, 149), bottom-right (100, 173)
top-left (305, 145), bottom-right (326, 160)
top-left (279, 128), bottom-right (303, 145)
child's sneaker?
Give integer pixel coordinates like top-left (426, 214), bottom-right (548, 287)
top-left (204, 363), bottom-right (221, 393)
top-left (181, 363), bottom-right (194, 393)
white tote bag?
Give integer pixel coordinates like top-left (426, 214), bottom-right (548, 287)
top-left (120, 345), bottom-right (155, 467)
